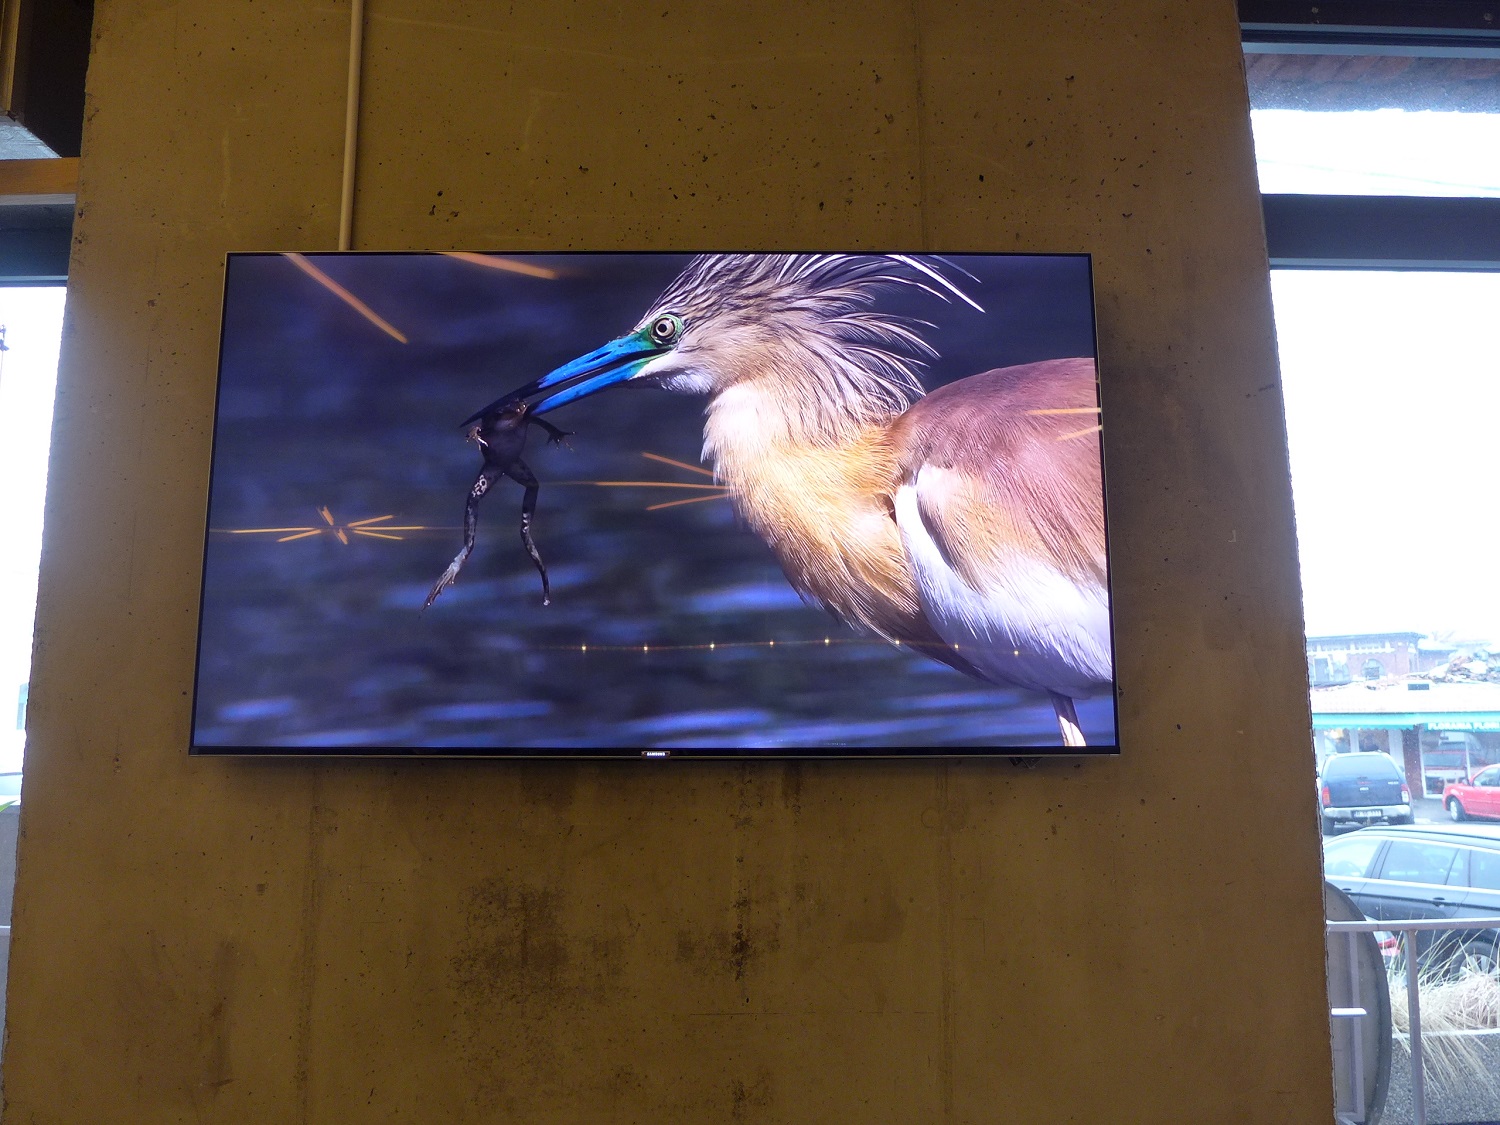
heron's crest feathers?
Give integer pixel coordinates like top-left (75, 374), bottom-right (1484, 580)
top-left (647, 254), bottom-right (982, 438)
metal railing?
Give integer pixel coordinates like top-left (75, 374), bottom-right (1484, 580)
top-left (1327, 916), bottom-right (1500, 1125)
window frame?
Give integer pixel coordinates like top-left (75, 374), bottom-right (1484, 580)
top-left (1241, 1), bottom-right (1500, 269)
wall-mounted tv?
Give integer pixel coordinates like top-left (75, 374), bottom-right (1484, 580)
top-left (192, 252), bottom-right (1117, 756)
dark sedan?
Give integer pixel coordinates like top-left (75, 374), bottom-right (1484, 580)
top-left (1323, 823), bottom-right (1500, 976)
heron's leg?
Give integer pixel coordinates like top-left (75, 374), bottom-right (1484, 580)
top-left (424, 467), bottom-right (500, 609)
top-left (1050, 692), bottom-right (1087, 747)
top-left (505, 460), bottom-right (550, 606)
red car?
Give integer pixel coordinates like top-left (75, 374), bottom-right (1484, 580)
top-left (1444, 765), bottom-right (1500, 822)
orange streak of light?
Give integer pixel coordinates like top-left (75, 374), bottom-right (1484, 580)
top-left (641, 451), bottom-right (715, 478)
top-left (1028, 407), bottom-right (1100, 415)
top-left (286, 254), bottom-right (410, 343)
top-left (1055, 424), bottom-right (1104, 441)
top-left (441, 252), bottom-right (560, 280)
top-left (216, 520), bottom-right (451, 537)
top-left (646, 494), bottom-right (730, 512)
top-left (335, 529), bottom-right (349, 544)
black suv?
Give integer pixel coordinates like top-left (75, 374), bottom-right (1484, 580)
top-left (1323, 823), bottom-right (1500, 975)
top-left (1319, 751), bottom-right (1413, 835)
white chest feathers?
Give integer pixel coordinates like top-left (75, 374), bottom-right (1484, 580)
top-left (893, 474), bottom-right (1112, 698)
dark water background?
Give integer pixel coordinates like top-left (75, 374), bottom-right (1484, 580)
top-left (193, 252), bottom-right (1116, 753)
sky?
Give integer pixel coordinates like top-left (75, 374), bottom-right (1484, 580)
top-left (1272, 268), bottom-right (1500, 641)
top-left (1252, 107), bottom-right (1500, 197)
top-left (0, 286), bottom-right (65, 772)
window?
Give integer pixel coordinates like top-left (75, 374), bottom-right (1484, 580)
top-left (1377, 840), bottom-right (1460, 885)
top-left (1244, 7), bottom-right (1500, 796)
top-left (1323, 753), bottom-right (1401, 781)
top-left (1242, 8), bottom-right (1500, 1119)
top-left (1471, 849), bottom-right (1500, 890)
top-left (1247, 53), bottom-right (1500, 197)
top-left (0, 284), bottom-right (64, 1043)
top-left (1244, 6), bottom-right (1500, 270)
top-left (1324, 833), bottom-right (1383, 877)
top-left (1447, 846), bottom-right (1471, 888)
top-left (1274, 271), bottom-right (1500, 639)
top-left (0, 286), bottom-right (64, 773)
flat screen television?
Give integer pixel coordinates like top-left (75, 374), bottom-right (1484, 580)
top-left (192, 251), bottom-right (1117, 756)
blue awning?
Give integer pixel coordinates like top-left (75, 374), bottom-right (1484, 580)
top-left (1313, 713), bottom-right (1500, 732)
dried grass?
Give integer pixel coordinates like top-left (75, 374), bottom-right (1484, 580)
top-left (1392, 971), bottom-right (1500, 1033)
top-left (1390, 970), bottom-right (1500, 1099)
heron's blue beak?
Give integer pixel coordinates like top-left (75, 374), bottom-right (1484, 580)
top-left (464, 329), bottom-right (665, 424)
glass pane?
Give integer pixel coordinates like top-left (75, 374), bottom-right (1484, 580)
top-left (1324, 834), bottom-right (1382, 877)
top-left (1247, 53), bottom-right (1500, 196)
top-left (0, 286), bottom-right (66, 776)
top-left (1472, 850), bottom-right (1500, 891)
top-left (1274, 271), bottom-right (1500, 639)
top-left (1447, 848), bottom-right (1470, 887)
top-left (0, 118), bottom-right (58, 160)
top-left (1323, 754), bottom-right (1400, 780)
top-left (1378, 841), bottom-right (1458, 885)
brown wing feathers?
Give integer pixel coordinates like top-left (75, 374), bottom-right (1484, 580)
top-left (890, 358), bottom-right (1106, 590)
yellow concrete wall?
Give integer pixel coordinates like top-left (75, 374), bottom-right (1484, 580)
top-left (3, 1), bottom-right (1330, 1121)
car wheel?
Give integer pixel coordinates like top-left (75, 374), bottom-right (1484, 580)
top-left (1389, 813), bottom-right (1414, 825)
top-left (1321, 817), bottom-right (1337, 836)
top-left (1449, 936), bottom-right (1499, 979)
top-left (1448, 797), bottom-right (1468, 822)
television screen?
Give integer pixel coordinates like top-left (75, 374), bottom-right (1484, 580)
top-left (193, 252), bottom-right (1117, 755)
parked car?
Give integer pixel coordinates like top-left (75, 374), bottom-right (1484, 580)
top-left (1443, 764), bottom-right (1500, 823)
top-left (1323, 823), bottom-right (1500, 977)
top-left (1319, 752), bottom-right (1413, 835)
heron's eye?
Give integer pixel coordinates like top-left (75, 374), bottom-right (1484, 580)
top-left (649, 314), bottom-right (683, 346)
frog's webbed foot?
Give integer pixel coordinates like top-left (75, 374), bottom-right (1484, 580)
top-left (423, 551), bottom-right (468, 610)
top-left (529, 416), bottom-right (573, 448)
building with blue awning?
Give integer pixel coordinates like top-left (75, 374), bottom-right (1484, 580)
top-left (1311, 679), bottom-right (1500, 795)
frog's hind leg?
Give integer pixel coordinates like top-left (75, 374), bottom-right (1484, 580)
top-left (424, 466), bottom-right (499, 609)
top-left (506, 460), bottom-right (550, 606)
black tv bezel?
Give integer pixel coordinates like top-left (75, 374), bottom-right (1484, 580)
top-left (189, 249), bottom-right (1119, 760)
